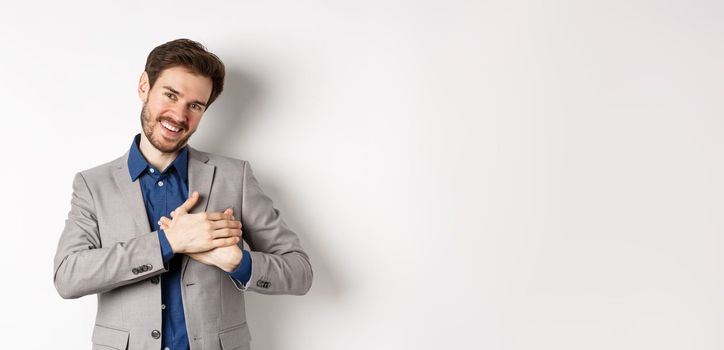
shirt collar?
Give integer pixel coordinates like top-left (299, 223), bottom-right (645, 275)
top-left (127, 133), bottom-right (189, 182)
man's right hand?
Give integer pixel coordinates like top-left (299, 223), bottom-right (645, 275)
top-left (162, 191), bottom-right (242, 254)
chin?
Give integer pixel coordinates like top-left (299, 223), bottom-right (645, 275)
top-left (152, 137), bottom-right (184, 153)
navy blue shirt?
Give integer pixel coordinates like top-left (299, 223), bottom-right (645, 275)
top-left (127, 134), bottom-right (252, 350)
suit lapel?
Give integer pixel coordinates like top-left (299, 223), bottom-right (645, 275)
top-left (113, 146), bottom-right (215, 279)
top-left (182, 146), bottom-right (216, 279)
top-left (113, 152), bottom-right (152, 234)
top-left (187, 147), bottom-right (214, 214)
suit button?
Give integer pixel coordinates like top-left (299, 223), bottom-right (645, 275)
top-left (132, 268), bottom-right (140, 275)
top-left (150, 276), bottom-right (160, 284)
top-left (140, 265), bottom-right (148, 272)
top-left (146, 263), bottom-right (153, 270)
top-left (151, 329), bottom-right (161, 339)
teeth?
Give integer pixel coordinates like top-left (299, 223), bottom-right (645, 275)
top-left (161, 121), bottom-right (180, 132)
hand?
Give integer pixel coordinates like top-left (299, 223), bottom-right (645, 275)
top-left (160, 208), bottom-right (244, 273)
top-left (160, 192), bottom-right (242, 254)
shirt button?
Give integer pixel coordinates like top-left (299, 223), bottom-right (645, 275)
top-left (149, 168), bottom-right (155, 173)
top-left (157, 181), bottom-right (164, 187)
top-left (161, 304), bottom-right (166, 310)
top-left (164, 347), bottom-right (170, 350)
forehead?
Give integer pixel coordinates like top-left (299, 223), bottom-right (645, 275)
top-left (154, 66), bottom-right (213, 102)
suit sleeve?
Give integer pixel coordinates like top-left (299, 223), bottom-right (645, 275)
top-left (238, 161), bottom-right (313, 295)
top-left (53, 172), bottom-right (166, 299)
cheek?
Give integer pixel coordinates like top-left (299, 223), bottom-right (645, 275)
top-left (145, 101), bottom-right (165, 118)
top-left (148, 95), bottom-right (172, 113)
top-left (188, 117), bottom-right (202, 130)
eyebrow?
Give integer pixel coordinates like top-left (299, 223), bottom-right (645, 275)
top-left (162, 86), bottom-right (208, 107)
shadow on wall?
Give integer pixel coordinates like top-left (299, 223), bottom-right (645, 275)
top-left (198, 69), bottom-right (261, 155)
top-left (200, 68), bottom-right (344, 350)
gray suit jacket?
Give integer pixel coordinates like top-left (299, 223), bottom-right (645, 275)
top-left (53, 146), bottom-right (313, 350)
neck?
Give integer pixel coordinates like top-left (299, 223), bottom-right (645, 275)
top-left (139, 133), bottom-right (180, 171)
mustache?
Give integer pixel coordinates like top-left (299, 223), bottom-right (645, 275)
top-left (158, 117), bottom-right (187, 131)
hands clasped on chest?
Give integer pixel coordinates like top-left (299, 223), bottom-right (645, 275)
top-left (158, 191), bottom-right (244, 272)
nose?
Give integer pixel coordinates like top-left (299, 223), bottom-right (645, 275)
top-left (169, 103), bottom-right (188, 124)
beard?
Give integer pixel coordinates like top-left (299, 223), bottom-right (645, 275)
top-left (140, 103), bottom-right (193, 154)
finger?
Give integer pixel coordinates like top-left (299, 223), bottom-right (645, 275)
top-left (205, 211), bottom-right (235, 221)
top-left (176, 191), bottom-right (200, 215)
top-left (187, 253), bottom-right (214, 266)
top-left (211, 227), bottom-right (242, 239)
top-left (213, 236), bottom-right (240, 248)
top-left (159, 216), bottom-right (171, 230)
top-left (210, 219), bottom-right (242, 230)
top-left (225, 207), bottom-right (238, 221)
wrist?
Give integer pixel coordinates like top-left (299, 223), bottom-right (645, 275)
top-left (165, 229), bottom-right (182, 253)
top-left (222, 250), bottom-right (243, 273)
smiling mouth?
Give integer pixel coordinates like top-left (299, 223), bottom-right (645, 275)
top-left (160, 120), bottom-right (182, 133)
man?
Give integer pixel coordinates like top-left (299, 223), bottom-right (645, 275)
top-left (53, 39), bottom-right (313, 350)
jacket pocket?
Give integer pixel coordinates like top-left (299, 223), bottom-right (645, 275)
top-left (219, 323), bottom-right (251, 350)
top-left (92, 324), bottom-right (129, 350)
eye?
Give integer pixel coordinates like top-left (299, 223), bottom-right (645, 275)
top-left (165, 92), bottom-right (177, 101)
top-left (190, 103), bottom-right (204, 112)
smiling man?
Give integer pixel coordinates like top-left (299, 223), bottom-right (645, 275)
top-left (53, 39), bottom-right (313, 350)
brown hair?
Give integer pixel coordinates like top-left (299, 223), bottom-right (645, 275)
top-left (144, 39), bottom-right (225, 107)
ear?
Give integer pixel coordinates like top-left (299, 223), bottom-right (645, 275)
top-left (138, 71), bottom-right (150, 103)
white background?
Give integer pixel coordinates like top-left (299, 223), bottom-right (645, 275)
top-left (1, 1), bottom-right (723, 349)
